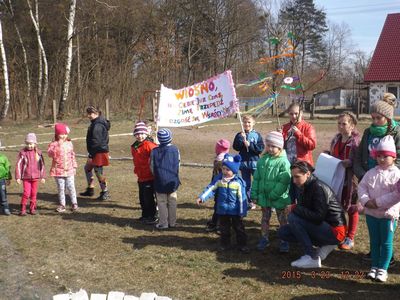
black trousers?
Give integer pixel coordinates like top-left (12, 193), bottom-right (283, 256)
top-left (138, 180), bottom-right (157, 219)
top-left (219, 215), bottom-right (247, 247)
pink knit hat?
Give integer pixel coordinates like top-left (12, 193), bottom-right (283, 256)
top-left (215, 139), bottom-right (230, 155)
top-left (25, 133), bottom-right (37, 144)
top-left (265, 131), bottom-right (284, 149)
top-left (55, 123), bottom-right (70, 136)
top-left (371, 135), bottom-right (396, 159)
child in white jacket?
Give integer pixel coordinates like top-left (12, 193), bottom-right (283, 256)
top-left (358, 135), bottom-right (400, 282)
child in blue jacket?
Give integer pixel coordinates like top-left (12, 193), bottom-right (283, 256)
top-left (197, 154), bottom-right (249, 253)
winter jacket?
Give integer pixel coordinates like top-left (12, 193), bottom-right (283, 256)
top-left (131, 139), bottom-right (157, 182)
top-left (282, 120), bottom-right (316, 165)
top-left (329, 132), bottom-right (360, 210)
top-left (353, 125), bottom-right (400, 180)
top-left (291, 174), bottom-right (346, 227)
top-left (0, 154), bottom-right (11, 180)
top-left (150, 144), bottom-right (180, 194)
top-left (86, 116), bottom-right (111, 158)
top-left (233, 130), bottom-right (264, 170)
top-left (199, 173), bottom-right (248, 217)
top-left (358, 165), bottom-right (400, 219)
top-left (251, 150), bottom-right (291, 209)
top-left (47, 140), bottom-right (77, 177)
top-left (15, 148), bottom-right (46, 180)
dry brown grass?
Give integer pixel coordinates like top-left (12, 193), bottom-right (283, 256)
top-left (0, 117), bottom-right (400, 299)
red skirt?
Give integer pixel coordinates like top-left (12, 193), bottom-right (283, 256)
top-left (92, 152), bottom-right (110, 166)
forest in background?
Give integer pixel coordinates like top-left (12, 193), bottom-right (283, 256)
top-left (0, 0), bottom-right (371, 121)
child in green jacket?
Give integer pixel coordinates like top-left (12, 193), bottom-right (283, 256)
top-left (251, 131), bottom-right (291, 252)
top-left (0, 152), bottom-right (12, 215)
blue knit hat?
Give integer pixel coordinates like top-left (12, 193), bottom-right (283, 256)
top-left (157, 128), bottom-right (172, 145)
top-left (222, 154), bottom-right (241, 174)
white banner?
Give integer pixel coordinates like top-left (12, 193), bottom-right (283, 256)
top-left (157, 70), bottom-right (239, 127)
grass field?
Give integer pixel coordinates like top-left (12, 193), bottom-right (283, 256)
top-left (0, 116), bottom-right (400, 299)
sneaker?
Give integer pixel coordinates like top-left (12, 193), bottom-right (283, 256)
top-left (155, 223), bottom-right (168, 230)
top-left (238, 246), bottom-right (250, 254)
top-left (96, 191), bottom-right (110, 201)
top-left (316, 244), bottom-right (337, 261)
top-left (3, 208), bottom-right (10, 216)
top-left (19, 211), bottom-right (27, 216)
top-left (30, 210), bottom-right (37, 215)
top-left (145, 217), bottom-right (158, 225)
top-left (279, 240), bottom-right (290, 253)
top-left (71, 204), bottom-right (79, 212)
top-left (205, 223), bottom-right (217, 232)
top-left (80, 187), bottom-right (94, 197)
top-left (292, 255), bottom-right (321, 268)
top-left (256, 237), bottom-right (270, 251)
top-left (375, 269), bottom-right (388, 282)
top-left (56, 205), bottom-right (66, 213)
top-left (249, 202), bottom-right (257, 210)
top-left (339, 237), bottom-right (354, 250)
top-left (366, 267), bottom-right (377, 280)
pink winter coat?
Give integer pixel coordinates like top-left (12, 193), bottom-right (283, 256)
top-left (15, 148), bottom-right (46, 180)
top-left (358, 165), bottom-right (400, 219)
top-left (47, 140), bottom-right (77, 177)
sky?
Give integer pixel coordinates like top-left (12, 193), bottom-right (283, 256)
top-left (314, 0), bottom-right (400, 54)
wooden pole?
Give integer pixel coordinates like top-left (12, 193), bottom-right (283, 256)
top-left (105, 98), bottom-right (110, 120)
top-left (52, 99), bottom-right (57, 124)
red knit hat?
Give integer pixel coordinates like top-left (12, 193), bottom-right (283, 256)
top-left (55, 123), bottom-right (70, 137)
top-left (215, 139), bottom-right (230, 155)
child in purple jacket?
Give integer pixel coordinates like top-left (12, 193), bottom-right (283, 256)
top-left (15, 133), bottom-right (46, 216)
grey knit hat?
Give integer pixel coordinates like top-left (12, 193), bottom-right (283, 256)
top-left (371, 93), bottom-right (396, 120)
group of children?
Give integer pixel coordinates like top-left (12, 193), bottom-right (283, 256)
top-left (0, 123), bottom-right (78, 216)
top-left (194, 111), bottom-right (400, 282)
top-left (2, 104), bottom-right (400, 282)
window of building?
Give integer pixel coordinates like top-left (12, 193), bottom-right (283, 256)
top-left (387, 86), bottom-right (399, 98)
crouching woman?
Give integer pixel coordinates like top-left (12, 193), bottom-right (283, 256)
top-left (278, 160), bottom-right (347, 268)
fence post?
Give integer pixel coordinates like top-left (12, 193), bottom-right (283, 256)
top-left (53, 99), bottom-right (57, 124)
top-left (105, 98), bottom-right (110, 120)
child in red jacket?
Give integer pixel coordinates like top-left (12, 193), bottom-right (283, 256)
top-left (131, 121), bottom-right (158, 224)
top-left (15, 133), bottom-right (46, 216)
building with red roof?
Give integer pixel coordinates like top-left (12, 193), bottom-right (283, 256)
top-left (364, 13), bottom-right (400, 115)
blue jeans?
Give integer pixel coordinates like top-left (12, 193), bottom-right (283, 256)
top-left (366, 215), bottom-right (397, 270)
top-left (278, 213), bottom-right (339, 258)
top-left (240, 168), bottom-right (255, 201)
top-left (0, 179), bottom-right (8, 209)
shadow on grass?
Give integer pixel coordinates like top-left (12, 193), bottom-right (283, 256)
top-left (220, 245), bottom-right (400, 295)
top-left (34, 192), bottom-right (137, 210)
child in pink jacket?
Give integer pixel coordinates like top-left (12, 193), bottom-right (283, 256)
top-left (48, 123), bottom-right (78, 212)
top-left (15, 133), bottom-right (46, 216)
top-left (358, 135), bottom-right (400, 282)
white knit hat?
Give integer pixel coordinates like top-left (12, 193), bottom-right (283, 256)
top-left (375, 135), bottom-right (396, 158)
top-left (265, 131), bottom-right (284, 149)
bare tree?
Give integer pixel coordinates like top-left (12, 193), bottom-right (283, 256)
top-left (0, 14), bottom-right (10, 120)
top-left (27, 0), bottom-right (48, 118)
top-left (58, 0), bottom-right (77, 118)
top-left (4, 0), bottom-right (32, 118)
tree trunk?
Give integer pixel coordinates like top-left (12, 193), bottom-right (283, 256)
top-left (0, 18), bottom-right (10, 120)
top-left (27, 0), bottom-right (48, 119)
top-left (58, 0), bottom-right (77, 119)
top-left (6, 0), bottom-right (31, 118)
top-left (35, 0), bottom-right (42, 112)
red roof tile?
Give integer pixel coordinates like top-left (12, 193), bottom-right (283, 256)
top-left (364, 13), bottom-right (400, 82)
